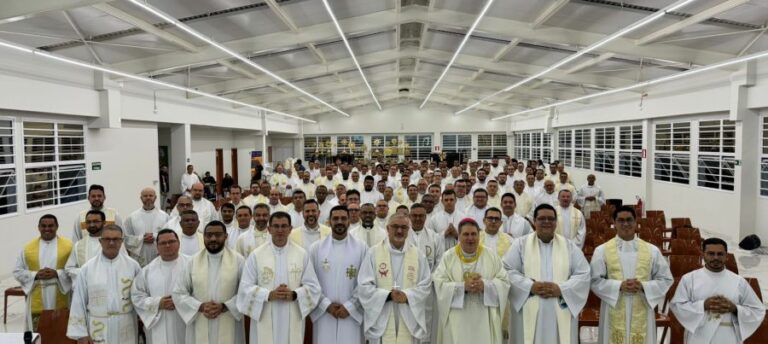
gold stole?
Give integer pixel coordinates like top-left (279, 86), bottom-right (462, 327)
top-left (78, 208), bottom-right (117, 238)
top-left (605, 238), bottom-right (651, 344)
top-left (191, 248), bottom-right (238, 344)
top-left (556, 207), bottom-right (582, 240)
top-left (85, 256), bottom-right (135, 342)
top-left (75, 237), bottom-right (97, 266)
top-left (480, 232), bottom-right (511, 257)
top-left (24, 237), bottom-right (72, 314)
top-left (256, 243), bottom-right (306, 344)
top-left (523, 234), bottom-right (571, 344)
top-left (288, 225), bottom-right (331, 249)
top-left (374, 243), bottom-right (419, 344)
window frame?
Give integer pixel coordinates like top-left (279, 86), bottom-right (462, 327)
top-left (696, 119), bottom-right (736, 192)
top-left (0, 117), bottom-right (17, 217)
top-left (654, 121), bottom-right (691, 185)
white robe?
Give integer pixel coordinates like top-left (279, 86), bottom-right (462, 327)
top-left (513, 192), bottom-right (534, 219)
top-left (590, 238), bottom-right (673, 344)
top-left (670, 268), bottom-right (766, 343)
top-left (350, 225), bottom-right (388, 248)
top-left (66, 253), bottom-right (141, 343)
top-left (426, 209), bottom-right (466, 250)
top-left (534, 191), bottom-right (558, 209)
top-left (13, 237), bottom-right (72, 330)
top-left (227, 224), bottom-right (254, 251)
top-left (71, 207), bottom-right (123, 243)
top-left (131, 255), bottom-right (190, 344)
top-left (318, 200), bottom-right (334, 225)
top-left (124, 207), bottom-right (170, 266)
top-left (309, 235), bottom-right (368, 344)
top-left (432, 247), bottom-right (511, 344)
top-left (502, 213), bottom-right (533, 239)
top-left (65, 235), bottom-right (128, 284)
top-left (288, 209), bottom-right (305, 229)
top-left (173, 249), bottom-right (245, 344)
top-left (192, 198), bottom-right (220, 229)
top-left (502, 233), bottom-right (591, 344)
top-left (407, 228), bottom-right (445, 343)
top-left (179, 232), bottom-right (204, 257)
top-left (557, 206), bottom-right (587, 249)
top-left (357, 241), bottom-right (433, 343)
top-left (236, 241), bottom-right (322, 344)
top-left (181, 173), bottom-right (200, 193)
top-left (361, 190), bottom-right (385, 205)
top-left (577, 184), bottom-right (605, 219)
top-left (235, 228), bottom-right (271, 257)
top-left (465, 205), bottom-right (489, 230)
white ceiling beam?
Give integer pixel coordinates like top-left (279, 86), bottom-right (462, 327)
top-left (636, 0), bottom-right (750, 46)
top-left (217, 59), bottom-right (313, 106)
top-left (563, 53), bottom-right (615, 74)
top-left (0, 0), bottom-right (109, 24)
top-left (531, 0), bottom-right (570, 29)
top-left (303, 94), bottom-right (403, 116)
top-left (92, 3), bottom-right (198, 52)
top-left (263, 0), bottom-right (326, 65)
top-left (111, 6), bottom-right (733, 77)
top-left (62, 11), bottom-right (103, 64)
top-left (491, 38), bottom-right (520, 62)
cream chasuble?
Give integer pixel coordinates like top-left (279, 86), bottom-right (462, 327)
top-left (236, 228), bottom-right (271, 257)
top-left (289, 224), bottom-right (331, 251)
top-left (556, 206), bottom-right (586, 248)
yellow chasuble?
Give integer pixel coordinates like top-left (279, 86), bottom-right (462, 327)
top-left (190, 248), bottom-right (239, 344)
top-left (480, 232), bottom-right (511, 257)
top-left (605, 238), bottom-right (652, 344)
top-left (288, 225), bottom-right (331, 248)
top-left (523, 234), bottom-right (571, 344)
top-left (374, 243), bottom-right (419, 344)
top-left (24, 237), bottom-right (72, 314)
top-left (556, 207), bottom-right (582, 240)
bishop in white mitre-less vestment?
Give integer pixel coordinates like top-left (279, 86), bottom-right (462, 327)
top-left (67, 252), bottom-right (141, 343)
top-left (503, 232), bottom-right (591, 344)
top-left (309, 233), bottom-right (368, 343)
top-left (236, 240), bottom-right (322, 344)
top-left (132, 254), bottom-right (190, 344)
top-left (670, 267), bottom-right (765, 343)
top-left (357, 239), bottom-right (433, 343)
top-left (590, 237), bottom-right (673, 344)
top-left (173, 247), bottom-right (245, 344)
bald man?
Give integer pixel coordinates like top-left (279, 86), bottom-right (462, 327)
top-left (187, 182), bottom-right (219, 228)
top-left (124, 188), bottom-right (170, 266)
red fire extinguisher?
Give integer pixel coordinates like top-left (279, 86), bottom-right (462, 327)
top-left (636, 196), bottom-right (644, 216)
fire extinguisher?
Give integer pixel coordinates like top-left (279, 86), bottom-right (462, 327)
top-left (636, 195), bottom-right (644, 216)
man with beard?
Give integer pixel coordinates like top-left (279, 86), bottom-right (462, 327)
top-left (350, 203), bottom-right (388, 247)
top-left (309, 206), bottom-right (368, 343)
top-left (511, 180), bottom-right (534, 220)
top-left (124, 187), bottom-right (170, 266)
top-left (236, 212), bottom-right (322, 344)
top-left (65, 210), bottom-right (126, 283)
top-left (297, 171), bottom-right (316, 200)
top-left (315, 185), bottom-right (333, 225)
top-left (226, 206), bottom-right (254, 250)
top-left (360, 176), bottom-right (384, 205)
top-left (236, 204), bottom-right (271, 256)
top-left (173, 221), bottom-right (245, 344)
top-left (186, 183), bottom-right (219, 227)
top-left (470, 168), bottom-right (489, 194)
top-left (72, 184), bottom-right (122, 243)
top-left (219, 203), bottom-right (236, 233)
top-left (289, 200), bottom-right (331, 252)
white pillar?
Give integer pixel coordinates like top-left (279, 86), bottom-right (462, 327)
top-left (730, 62), bottom-right (759, 241)
top-left (170, 123), bottom-right (191, 194)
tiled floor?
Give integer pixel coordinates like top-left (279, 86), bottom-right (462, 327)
top-left (1, 232), bottom-right (765, 343)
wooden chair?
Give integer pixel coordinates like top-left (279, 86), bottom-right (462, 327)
top-left (745, 311), bottom-right (768, 344)
top-left (660, 278), bottom-right (681, 344)
top-left (3, 286), bottom-right (24, 324)
top-left (669, 255), bottom-right (702, 278)
top-left (675, 227), bottom-right (702, 241)
top-left (746, 277), bottom-right (763, 301)
top-left (670, 217), bottom-right (692, 229)
top-left (578, 291), bottom-right (602, 331)
top-left (725, 253), bottom-right (738, 274)
top-left (669, 239), bottom-right (702, 256)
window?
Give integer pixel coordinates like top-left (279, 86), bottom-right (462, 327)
top-left (442, 134), bottom-right (471, 160)
top-left (557, 129), bottom-right (572, 167)
top-left (336, 135), bottom-right (365, 160)
top-left (542, 133), bottom-right (552, 164)
top-left (371, 135), bottom-right (399, 160)
top-left (619, 125), bottom-right (642, 177)
top-left (654, 122), bottom-right (690, 184)
top-left (697, 120), bottom-right (736, 191)
top-left (303, 136), bottom-right (332, 162)
top-left (477, 133), bottom-right (507, 160)
top-left (23, 122), bottom-right (87, 209)
top-left (573, 129), bottom-right (591, 169)
top-left (514, 134), bottom-right (523, 160)
top-left (762, 115), bottom-right (768, 196)
top-left (594, 127), bottom-right (615, 173)
top-left (515, 131), bottom-right (550, 162)
top-left (0, 119), bottom-right (17, 215)
top-left (404, 134), bottom-right (433, 161)
top-left (530, 132), bottom-right (542, 160)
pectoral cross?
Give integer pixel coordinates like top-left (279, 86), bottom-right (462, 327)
top-left (289, 264), bottom-right (303, 280)
top-left (346, 265), bottom-right (358, 279)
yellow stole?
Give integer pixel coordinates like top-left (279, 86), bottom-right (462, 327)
top-left (78, 208), bottom-right (117, 237)
top-left (480, 232), bottom-right (511, 257)
top-left (255, 242), bottom-right (307, 344)
top-left (374, 243), bottom-right (419, 344)
top-left (605, 238), bottom-right (652, 344)
top-left (288, 225), bottom-right (331, 249)
top-left (191, 248), bottom-right (238, 344)
top-left (24, 237), bottom-right (72, 314)
top-left (523, 234), bottom-right (571, 344)
top-left (556, 207), bottom-right (582, 240)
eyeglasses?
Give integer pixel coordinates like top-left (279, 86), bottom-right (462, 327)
top-left (484, 216), bottom-right (501, 222)
top-left (100, 238), bottom-right (123, 244)
top-left (157, 240), bottom-right (179, 246)
top-left (615, 218), bottom-right (636, 225)
top-left (535, 216), bottom-right (557, 223)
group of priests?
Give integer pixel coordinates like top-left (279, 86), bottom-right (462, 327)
top-left (13, 156), bottom-right (766, 344)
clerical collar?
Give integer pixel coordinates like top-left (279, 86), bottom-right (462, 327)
top-left (332, 236), bottom-right (347, 244)
top-left (412, 227), bottom-right (424, 233)
top-left (255, 227), bottom-right (268, 232)
top-left (182, 232), bottom-right (197, 238)
top-left (389, 243), bottom-right (404, 252)
top-left (142, 206), bottom-right (155, 211)
top-left (485, 231), bottom-right (498, 238)
top-left (305, 224), bottom-right (319, 231)
top-left (160, 257), bottom-right (179, 264)
top-left (207, 250), bottom-right (224, 258)
top-left (461, 249), bottom-right (476, 258)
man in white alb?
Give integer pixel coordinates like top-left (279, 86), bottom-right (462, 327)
top-left (177, 210), bottom-right (204, 257)
top-left (72, 185), bottom-right (122, 243)
top-left (236, 204), bottom-right (271, 257)
top-left (500, 193), bottom-right (533, 239)
top-left (555, 190), bottom-right (586, 248)
top-left (350, 203), bottom-right (388, 247)
top-left (288, 199), bottom-right (331, 251)
top-left (427, 189), bottom-right (465, 249)
top-left (577, 174), bottom-right (605, 219)
top-left (181, 164), bottom-right (200, 195)
top-left (227, 206), bottom-right (254, 250)
top-left (124, 187), bottom-right (170, 266)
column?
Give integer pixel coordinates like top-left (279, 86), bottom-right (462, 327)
top-left (170, 123), bottom-right (191, 194)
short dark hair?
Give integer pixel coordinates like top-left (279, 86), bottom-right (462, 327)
top-left (204, 221), bottom-right (227, 234)
top-left (330, 205), bottom-right (349, 216)
top-left (220, 203), bottom-right (236, 211)
top-left (365, 175), bottom-right (375, 181)
top-left (410, 203), bottom-right (425, 211)
top-left (458, 218), bottom-right (480, 234)
top-left (304, 199), bottom-right (319, 209)
top-left (86, 210), bottom-right (106, 221)
top-left (157, 228), bottom-right (179, 240)
top-left (702, 237), bottom-right (728, 252)
top-left (88, 184), bottom-right (105, 195)
top-left (270, 211), bottom-right (292, 226)
top-left (346, 189), bottom-right (360, 198)
top-left (613, 205), bottom-right (636, 220)
top-left (501, 192), bottom-right (516, 202)
top-left (180, 210), bottom-right (198, 217)
top-left (484, 207), bottom-right (502, 218)
top-left (292, 190), bottom-right (305, 197)
top-left (254, 203), bottom-right (270, 212)
top-left (473, 188), bottom-right (488, 196)
top-left (396, 205), bottom-right (409, 211)
top-left (38, 214), bottom-right (58, 227)
top-left (230, 185), bottom-right (242, 192)
top-left (442, 189), bottom-right (456, 197)
top-left (236, 205), bottom-right (252, 214)
top-left (533, 204), bottom-right (557, 220)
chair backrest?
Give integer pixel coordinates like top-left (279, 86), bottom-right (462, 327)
top-left (725, 253), bottom-right (738, 274)
top-left (746, 277), bottom-right (763, 301)
top-left (669, 255), bottom-right (702, 277)
top-left (744, 310), bottom-right (768, 344)
top-left (585, 290), bottom-right (601, 309)
top-left (645, 210), bottom-right (666, 224)
top-left (670, 217), bottom-right (692, 229)
top-left (676, 227), bottom-right (702, 240)
top-left (670, 239), bottom-right (702, 256)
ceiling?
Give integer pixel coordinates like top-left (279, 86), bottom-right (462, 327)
top-left (1, 0), bottom-right (766, 119)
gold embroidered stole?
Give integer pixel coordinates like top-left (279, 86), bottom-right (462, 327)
top-left (522, 234), bottom-right (571, 344)
top-left (480, 232), bottom-right (511, 257)
top-left (556, 207), bottom-right (582, 240)
top-left (191, 248), bottom-right (238, 344)
top-left (374, 243), bottom-right (419, 344)
top-left (605, 238), bottom-right (652, 344)
top-left (255, 243), bottom-right (307, 344)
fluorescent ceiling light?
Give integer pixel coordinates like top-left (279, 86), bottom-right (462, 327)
top-left (457, 0), bottom-right (698, 115)
top-left (127, 0), bottom-right (350, 118)
top-left (492, 49), bottom-right (768, 121)
top-left (419, 0), bottom-right (497, 109)
top-left (321, 0), bottom-right (381, 111)
top-left (0, 39), bottom-right (315, 123)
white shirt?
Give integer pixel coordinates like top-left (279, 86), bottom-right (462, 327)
top-left (181, 173), bottom-right (199, 193)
